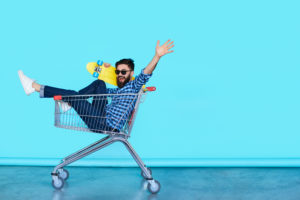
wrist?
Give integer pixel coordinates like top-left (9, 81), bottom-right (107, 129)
top-left (154, 53), bottom-right (161, 59)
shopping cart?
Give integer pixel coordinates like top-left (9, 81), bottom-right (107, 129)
top-left (50, 87), bottom-right (161, 194)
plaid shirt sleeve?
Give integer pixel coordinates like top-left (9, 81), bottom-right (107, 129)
top-left (131, 69), bottom-right (152, 92)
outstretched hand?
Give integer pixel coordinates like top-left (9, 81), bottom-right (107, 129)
top-left (155, 40), bottom-right (174, 58)
top-left (143, 39), bottom-right (174, 74)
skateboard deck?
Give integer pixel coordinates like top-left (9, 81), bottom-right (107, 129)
top-left (86, 60), bottom-right (135, 86)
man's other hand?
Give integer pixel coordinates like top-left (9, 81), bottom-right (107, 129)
top-left (104, 63), bottom-right (111, 68)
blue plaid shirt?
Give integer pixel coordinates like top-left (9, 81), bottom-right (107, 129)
top-left (105, 69), bottom-right (152, 130)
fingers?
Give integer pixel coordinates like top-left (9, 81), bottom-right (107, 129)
top-left (167, 41), bottom-right (174, 47)
top-left (104, 63), bottom-right (110, 68)
top-left (158, 39), bottom-right (174, 47)
top-left (156, 40), bottom-right (160, 48)
top-left (156, 39), bottom-right (175, 56)
top-left (163, 40), bottom-right (174, 52)
top-left (163, 39), bottom-right (171, 46)
top-left (167, 44), bottom-right (174, 50)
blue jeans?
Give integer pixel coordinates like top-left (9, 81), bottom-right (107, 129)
top-left (41, 80), bottom-right (117, 133)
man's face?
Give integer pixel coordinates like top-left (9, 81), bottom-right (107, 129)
top-left (116, 64), bottom-right (134, 88)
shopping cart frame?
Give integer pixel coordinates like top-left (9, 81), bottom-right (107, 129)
top-left (50, 87), bottom-right (160, 194)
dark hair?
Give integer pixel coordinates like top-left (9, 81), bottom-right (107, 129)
top-left (115, 58), bottom-right (134, 71)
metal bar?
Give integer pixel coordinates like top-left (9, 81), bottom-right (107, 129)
top-left (120, 139), bottom-right (152, 179)
top-left (52, 136), bottom-right (116, 174)
top-left (63, 135), bottom-right (111, 162)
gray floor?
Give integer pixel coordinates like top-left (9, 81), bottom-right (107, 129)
top-left (1, 166), bottom-right (300, 200)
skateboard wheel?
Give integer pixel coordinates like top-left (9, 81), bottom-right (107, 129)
top-left (93, 72), bottom-right (99, 78)
top-left (97, 60), bottom-right (103, 66)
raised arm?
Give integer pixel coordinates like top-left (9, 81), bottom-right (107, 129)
top-left (143, 40), bottom-right (174, 74)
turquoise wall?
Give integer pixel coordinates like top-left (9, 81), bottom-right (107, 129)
top-left (1, 0), bottom-right (299, 166)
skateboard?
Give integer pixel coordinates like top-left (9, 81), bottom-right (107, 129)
top-left (86, 60), bottom-right (135, 86)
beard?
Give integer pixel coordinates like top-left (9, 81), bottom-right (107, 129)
top-left (117, 75), bottom-right (131, 88)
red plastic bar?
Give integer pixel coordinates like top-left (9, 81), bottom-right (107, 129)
top-left (54, 95), bottom-right (62, 100)
top-left (146, 87), bottom-right (156, 91)
top-left (146, 87), bottom-right (156, 92)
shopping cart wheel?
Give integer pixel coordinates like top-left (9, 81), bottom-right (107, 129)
top-left (147, 180), bottom-right (160, 194)
top-left (141, 167), bottom-right (152, 179)
top-left (58, 168), bottom-right (69, 180)
top-left (52, 177), bottom-right (64, 190)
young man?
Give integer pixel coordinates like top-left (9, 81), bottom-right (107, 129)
top-left (18, 40), bottom-right (174, 132)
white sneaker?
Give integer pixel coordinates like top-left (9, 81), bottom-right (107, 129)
top-left (58, 102), bottom-right (72, 112)
top-left (18, 70), bottom-right (36, 95)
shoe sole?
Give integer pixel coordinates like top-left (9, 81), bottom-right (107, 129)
top-left (18, 70), bottom-right (33, 96)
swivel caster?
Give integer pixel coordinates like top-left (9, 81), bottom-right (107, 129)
top-left (52, 177), bottom-right (64, 190)
top-left (58, 168), bottom-right (69, 180)
top-left (147, 180), bottom-right (160, 194)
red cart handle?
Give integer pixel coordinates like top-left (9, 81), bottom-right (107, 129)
top-left (145, 87), bottom-right (156, 92)
top-left (54, 95), bottom-right (62, 100)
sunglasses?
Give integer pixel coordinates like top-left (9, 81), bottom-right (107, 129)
top-left (115, 70), bottom-right (132, 75)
